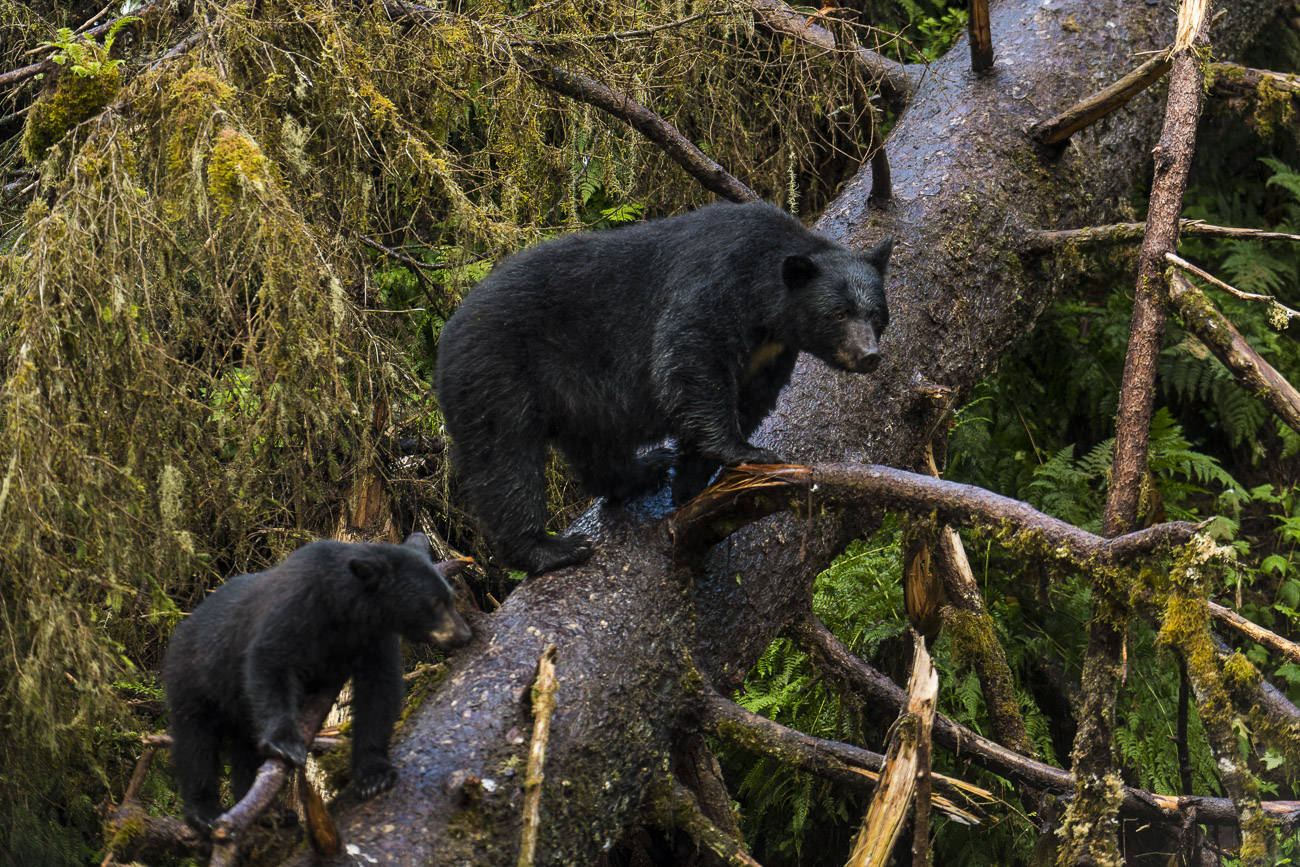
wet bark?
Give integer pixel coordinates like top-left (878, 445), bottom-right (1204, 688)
top-left (281, 1), bottom-right (1286, 863)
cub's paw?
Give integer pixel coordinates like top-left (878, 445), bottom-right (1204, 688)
top-left (258, 726), bottom-right (308, 767)
top-left (353, 762), bottom-right (399, 800)
top-left (525, 533), bottom-right (595, 577)
top-left (727, 445), bottom-right (783, 467)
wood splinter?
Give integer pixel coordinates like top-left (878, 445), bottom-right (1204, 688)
top-left (518, 643), bottom-right (559, 867)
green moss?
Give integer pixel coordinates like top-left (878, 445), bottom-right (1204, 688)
top-left (1250, 74), bottom-right (1294, 137)
top-left (1054, 772), bottom-right (1125, 867)
top-left (21, 64), bottom-right (121, 163)
top-left (206, 127), bottom-right (273, 216)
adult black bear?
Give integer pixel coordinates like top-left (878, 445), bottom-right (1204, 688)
top-left (163, 533), bottom-right (472, 834)
top-left (437, 201), bottom-right (892, 576)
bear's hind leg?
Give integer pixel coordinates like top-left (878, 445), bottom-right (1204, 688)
top-left (170, 713), bottom-right (224, 834)
top-left (458, 432), bottom-right (594, 575)
top-left (563, 437), bottom-right (674, 504)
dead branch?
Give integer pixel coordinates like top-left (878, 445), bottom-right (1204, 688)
top-left (1208, 61), bottom-right (1300, 101)
top-left (660, 779), bottom-right (764, 867)
top-left (1029, 50), bottom-right (1172, 145)
top-left (846, 637), bottom-right (938, 867)
top-left (1167, 251), bottom-right (1300, 319)
top-left (696, 687), bottom-right (987, 823)
top-left (1210, 601), bottom-right (1300, 666)
top-left (670, 462), bottom-right (1202, 569)
top-left (1068, 4), bottom-right (1213, 860)
top-left (793, 616), bottom-right (1300, 829)
top-left (749, 0), bottom-right (914, 111)
top-left (1166, 271), bottom-right (1300, 434)
top-left (1023, 219), bottom-right (1300, 251)
top-left (518, 644), bottom-right (558, 867)
top-left (967, 0), bottom-right (993, 72)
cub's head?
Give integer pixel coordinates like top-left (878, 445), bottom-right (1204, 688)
top-left (349, 533), bottom-right (473, 651)
top-left (782, 236), bottom-right (892, 374)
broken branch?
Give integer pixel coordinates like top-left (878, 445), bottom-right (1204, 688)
top-left (1209, 601), bottom-right (1300, 666)
top-left (1024, 219), bottom-right (1300, 251)
top-left (660, 779), bottom-right (764, 867)
top-left (1029, 49), bottom-right (1172, 145)
top-left (967, 0), bottom-right (993, 72)
top-left (1166, 271), bottom-right (1300, 435)
top-left (670, 462), bottom-right (1201, 569)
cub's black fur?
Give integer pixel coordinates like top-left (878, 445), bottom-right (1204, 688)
top-left (437, 201), bottom-right (891, 576)
top-left (163, 533), bottom-right (472, 833)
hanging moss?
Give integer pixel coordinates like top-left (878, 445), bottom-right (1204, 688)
top-left (21, 63), bottom-right (121, 164)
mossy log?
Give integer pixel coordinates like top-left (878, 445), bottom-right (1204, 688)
top-left (278, 1), bottom-right (1289, 864)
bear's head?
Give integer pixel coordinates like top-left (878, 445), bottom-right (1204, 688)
top-left (349, 533), bottom-right (473, 650)
top-left (781, 236), bottom-right (892, 375)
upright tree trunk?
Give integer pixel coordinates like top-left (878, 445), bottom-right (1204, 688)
top-left (287, 1), bottom-right (1286, 862)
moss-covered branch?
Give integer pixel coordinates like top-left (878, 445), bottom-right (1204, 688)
top-left (1023, 219), bottom-right (1300, 251)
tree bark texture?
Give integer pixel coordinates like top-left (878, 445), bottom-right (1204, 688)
top-left (286, 2), bottom-right (1286, 863)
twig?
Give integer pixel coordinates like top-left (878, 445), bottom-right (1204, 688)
top-left (660, 779), bottom-right (764, 867)
top-left (518, 644), bottom-right (558, 867)
top-left (1024, 219), bottom-right (1300, 251)
top-left (1166, 251), bottom-right (1300, 318)
top-left (1029, 49), bottom-right (1172, 145)
top-left (1208, 601), bottom-right (1300, 665)
top-left (1166, 271), bottom-right (1300, 435)
top-left (748, 0), bottom-right (913, 111)
top-left (967, 0), bottom-right (993, 73)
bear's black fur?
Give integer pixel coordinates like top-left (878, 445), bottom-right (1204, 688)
top-left (163, 532), bottom-right (472, 834)
top-left (437, 201), bottom-right (892, 576)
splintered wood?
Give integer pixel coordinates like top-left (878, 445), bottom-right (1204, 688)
top-left (518, 643), bottom-right (559, 867)
top-left (845, 637), bottom-right (938, 867)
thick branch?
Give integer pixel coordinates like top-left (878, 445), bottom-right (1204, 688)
top-left (1166, 271), bottom-right (1300, 434)
top-left (749, 0), bottom-right (914, 110)
top-left (1208, 62), bottom-right (1300, 102)
top-left (671, 463), bottom-right (1201, 568)
top-left (1023, 219), bottom-right (1300, 251)
top-left (1210, 601), bottom-right (1300, 665)
top-left (1029, 50), bottom-right (1172, 145)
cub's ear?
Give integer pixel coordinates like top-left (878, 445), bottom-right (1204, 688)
top-left (781, 254), bottom-right (818, 291)
top-left (402, 532), bottom-right (434, 558)
top-left (347, 552), bottom-right (385, 586)
top-left (863, 236), bottom-right (893, 273)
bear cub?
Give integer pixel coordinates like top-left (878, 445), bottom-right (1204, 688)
top-left (437, 200), bottom-right (892, 576)
top-left (163, 532), bottom-right (472, 834)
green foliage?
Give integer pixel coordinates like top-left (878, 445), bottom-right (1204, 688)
top-left (38, 19), bottom-right (138, 78)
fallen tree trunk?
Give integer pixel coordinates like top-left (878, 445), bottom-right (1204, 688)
top-left (285, 1), bottom-right (1287, 863)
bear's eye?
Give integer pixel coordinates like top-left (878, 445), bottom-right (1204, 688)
top-left (837, 308), bottom-right (850, 322)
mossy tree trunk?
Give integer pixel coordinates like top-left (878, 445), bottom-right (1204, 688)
top-left (280, 1), bottom-right (1288, 864)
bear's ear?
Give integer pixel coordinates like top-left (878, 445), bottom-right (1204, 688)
top-left (863, 236), bottom-right (893, 273)
top-left (781, 254), bottom-right (818, 291)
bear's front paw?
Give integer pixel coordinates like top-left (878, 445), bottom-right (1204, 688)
top-left (258, 728), bottom-right (309, 767)
top-left (524, 533), bottom-right (596, 576)
top-left (184, 810), bottom-right (217, 838)
top-left (353, 762), bottom-right (399, 800)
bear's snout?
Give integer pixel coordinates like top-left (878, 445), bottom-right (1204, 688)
top-left (838, 320), bottom-right (881, 373)
top-left (431, 608), bottom-right (474, 649)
